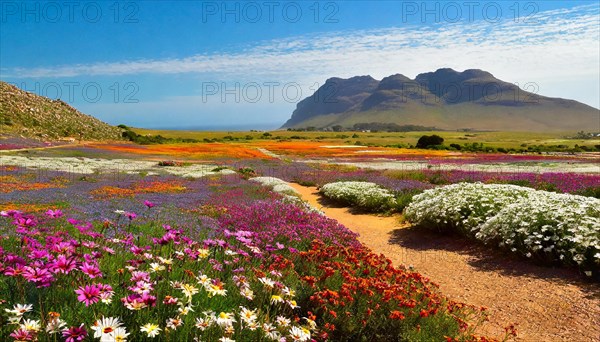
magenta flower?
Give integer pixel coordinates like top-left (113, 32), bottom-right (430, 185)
top-left (125, 212), bottom-right (137, 220)
top-left (62, 324), bottom-right (88, 342)
top-left (45, 209), bottom-right (64, 218)
top-left (28, 249), bottom-right (49, 259)
top-left (236, 236), bottom-right (252, 245)
top-left (51, 255), bottom-right (78, 274)
top-left (1, 209), bottom-right (21, 217)
top-left (76, 223), bottom-right (93, 235)
top-left (82, 241), bottom-right (98, 249)
top-left (97, 284), bottom-right (114, 301)
top-left (75, 284), bottom-right (101, 306)
top-left (121, 293), bottom-right (157, 310)
top-left (4, 264), bottom-right (26, 277)
top-left (10, 329), bottom-right (35, 341)
top-left (103, 247), bottom-right (115, 254)
top-left (22, 266), bottom-right (54, 287)
top-left (80, 263), bottom-right (103, 279)
top-left (144, 200), bottom-right (155, 208)
top-left (130, 271), bottom-right (150, 282)
top-left (13, 216), bottom-right (36, 227)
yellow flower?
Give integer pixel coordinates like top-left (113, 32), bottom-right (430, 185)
top-left (197, 248), bottom-right (210, 259)
top-left (149, 263), bottom-right (165, 272)
top-left (157, 257), bottom-right (172, 265)
top-left (206, 280), bottom-right (227, 297)
top-left (180, 283), bottom-right (199, 301)
top-left (216, 312), bottom-right (236, 327)
top-left (196, 273), bottom-right (211, 286)
top-left (239, 307), bottom-right (257, 324)
top-left (140, 323), bottom-right (161, 338)
top-left (271, 295), bottom-right (283, 304)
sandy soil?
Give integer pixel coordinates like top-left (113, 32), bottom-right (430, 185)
top-left (289, 183), bottom-right (600, 342)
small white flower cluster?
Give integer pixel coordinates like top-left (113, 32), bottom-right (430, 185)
top-left (405, 183), bottom-right (600, 270)
top-left (0, 155), bottom-right (233, 178)
top-left (249, 177), bottom-right (299, 195)
top-left (320, 181), bottom-right (395, 211)
top-left (249, 177), bottom-right (324, 214)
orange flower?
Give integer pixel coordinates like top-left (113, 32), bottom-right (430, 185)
top-left (87, 142), bottom-right (271, 159)
top-left (390, 310), bottom-right (405, 320)
top-left (91, 180), bottom-right (186, 198)
top-left (0, 174), bottom-right (65, 193)
top-left (0, 202), bottom-right (62, 213)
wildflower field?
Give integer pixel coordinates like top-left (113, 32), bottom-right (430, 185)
top-left (1, 139), bottom-right (599, 341)
top-left (0, 162), bottom-right (496, 342)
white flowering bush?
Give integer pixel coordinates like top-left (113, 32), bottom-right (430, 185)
top-left (405, 183), bottom-right (600, 274)
top-left (479, 191), bottom-right (600, 269)
top-left (249, 177), bottom-right (299, 195)
top-left (405, 183), bottom-right (535, 235)
top-left (320, 181), bottom-right (395, 212)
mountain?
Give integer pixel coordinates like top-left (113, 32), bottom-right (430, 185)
top-left (281, 68), bottom-right (600, 131)
top-left (0, 81), bottom-right (121, 140)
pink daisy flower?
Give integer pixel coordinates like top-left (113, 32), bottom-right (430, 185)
top-left (75, 285), bottom-right (101, 306)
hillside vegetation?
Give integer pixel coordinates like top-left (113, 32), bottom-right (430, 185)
top-left (0, 82), bottom-right (121, 140)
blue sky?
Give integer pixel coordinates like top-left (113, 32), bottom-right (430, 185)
top-left (1, 1), bottom-right (599, 129)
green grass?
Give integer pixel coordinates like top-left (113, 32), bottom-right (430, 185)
top-left (131, 128), bottom-right (599, 150)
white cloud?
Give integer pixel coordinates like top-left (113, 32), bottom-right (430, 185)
top-left (4, 4), bottom-right (600, 108)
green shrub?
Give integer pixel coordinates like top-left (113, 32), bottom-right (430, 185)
top-left (416, 135), bottom-right (444, 148)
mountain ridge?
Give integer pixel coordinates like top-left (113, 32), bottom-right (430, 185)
top-left (282, 68), bottom-right (599, 131)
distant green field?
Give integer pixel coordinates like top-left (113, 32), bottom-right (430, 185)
top-left (132, 128), bottom-right (599, 150)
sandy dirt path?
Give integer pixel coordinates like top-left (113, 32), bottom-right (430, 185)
top-left (289, 183), bottom-right (600, 342)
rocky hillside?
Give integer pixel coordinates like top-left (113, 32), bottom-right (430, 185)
top-left (282, 68), bottom-right (600, 131)
top-left (0, 81), bottom-right (122, 140)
